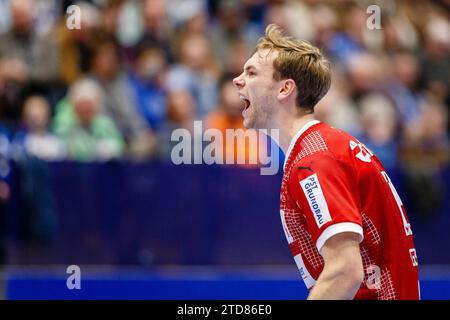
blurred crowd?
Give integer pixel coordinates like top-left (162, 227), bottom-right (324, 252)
top-left (0, 0), bottom-right (449, 256)
top-left (0, 0), bottom-right (448, 163)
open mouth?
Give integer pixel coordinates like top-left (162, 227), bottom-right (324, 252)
top-left (239, 95), bottom-right (251, 111)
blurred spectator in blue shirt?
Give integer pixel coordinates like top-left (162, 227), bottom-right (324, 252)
top-left (384, 51), bottom-right (424, 127)
top-left (325, 4), bottom-right (366, 65)
top-left (128, 44), bottom-right (168, 131)
top-left (357, 93), bottom-right (399, 172)
top-left (166, 32), bottom-right (219, 118)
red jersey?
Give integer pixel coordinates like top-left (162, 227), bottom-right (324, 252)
top-left (280, 120), bottom-right (420, 300)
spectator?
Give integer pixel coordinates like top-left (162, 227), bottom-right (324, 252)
top-left (325, 3), bottom-right (368, 65)
top-left (419, 14), bottom-right (450, 101)
top-left (0, 0), bottom-right (59, 83)
top-left (34, 0), bottom-right (61, 37)
top-left (10, 96), bottom-right (59, 249)
top-left (402, 98), bottom-right (449, 163)
top-left (101, 0), bottom-right (126, 39)
top-left (114, 0), bottom-right (146, 49)
top-left (209, 0), bottom-right (259, 67)
top-left (88, 35), bottom-right (157, 159)
top-left (167, 90), bottom-right (197, 133)
top-left (166, 32), bottom-right (219, 118)
top-left (222, 38), bottom-right (252, 77)
top-left (357, 93), bottom-right (399, 171)
top-left (400, 97), bottom-right (449, 219)
top-left (264, 2), bottom-right (311, 40)
top-left (56, 1), bottom-right (101, 84)
top-left (99, 0), bottom-right (143, 61)
top-left (135, 0), bottom-right (174, 62)
top-left (346, 53), bottom-right (386, 101)
top-left (128, 44), bottom-right (168, 131)
top-left (53, 78), bottom-right (125, 162)
top-left (167, 0), bottom-right (208, 36)
top-left (315, 69), bottom-right (361, 136)
top-left (312, 3), bottom-right (339, 50)
top-left (13, 95), bottom-right (66, 161)
top-left (0, 0), bottom-right (59, 126)
top-left (157, 90), bottom-right (197, 159)
top-left (382, 14), bottom-right (419, 54)
top-left (384, 51), bottom-right (424, 127)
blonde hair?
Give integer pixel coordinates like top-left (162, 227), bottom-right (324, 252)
top-left (256, 24), bottom-right (331, 111)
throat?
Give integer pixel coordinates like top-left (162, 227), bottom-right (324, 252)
top-left (280, 115), bottom-right (317, 155)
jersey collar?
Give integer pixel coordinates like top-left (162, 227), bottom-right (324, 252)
top-left (283, 119), bottom-right (321, 170)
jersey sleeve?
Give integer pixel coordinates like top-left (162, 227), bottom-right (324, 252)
top-left (288, 153), bottom-right (364, 253)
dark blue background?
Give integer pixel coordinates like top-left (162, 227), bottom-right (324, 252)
top-left (7, 160), bottom-right (450, 266)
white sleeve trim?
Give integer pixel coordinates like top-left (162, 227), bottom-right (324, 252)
top-left (316, 222), bottom-right (364, 253)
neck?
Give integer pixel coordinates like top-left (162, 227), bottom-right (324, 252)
top-left (270, 111), bottom-right (316, 155)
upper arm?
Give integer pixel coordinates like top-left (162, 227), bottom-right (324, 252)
top-left (320, 232), bottom-right (362, 264)
top-left (308, 232), bottom-right (364, 300)
top-left (320, 232), bottom-right (364, 283)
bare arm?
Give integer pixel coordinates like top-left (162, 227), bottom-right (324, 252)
top-left (307, 232), bottom-right (364, 300)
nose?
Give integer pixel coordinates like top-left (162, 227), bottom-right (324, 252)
top-left (233, 74), bottom-right (244, 89)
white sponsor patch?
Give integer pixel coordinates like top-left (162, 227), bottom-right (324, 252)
top-left (300, 173), bottom-right (332, 228)
top-left (294, 254), bottom-right (316, 289)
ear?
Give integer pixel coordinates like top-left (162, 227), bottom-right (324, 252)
top-left (277, 79), bottom-right (296, 102)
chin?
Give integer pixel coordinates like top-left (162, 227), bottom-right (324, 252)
top-left (242, 117), bottom-right (254, 129)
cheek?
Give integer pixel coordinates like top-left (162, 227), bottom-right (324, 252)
top-left (252, 85), bottom-right (270, 101)
top-left (247, 80), bottom-right (271, 102)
